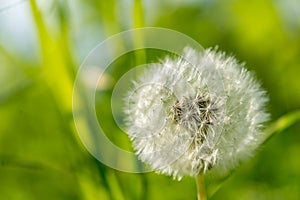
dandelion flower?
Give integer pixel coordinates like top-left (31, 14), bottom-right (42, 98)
top-left (124, 47), bottom-right (269, 180)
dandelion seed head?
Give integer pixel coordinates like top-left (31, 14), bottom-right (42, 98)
top-left (124, 47), bottom-right (269, 180)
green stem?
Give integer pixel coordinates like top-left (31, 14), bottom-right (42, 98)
top-left (196, 174), bottom-right (207, 200)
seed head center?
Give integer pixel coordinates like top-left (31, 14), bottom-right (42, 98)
top-left (172, 94), bottom-right (216, 133)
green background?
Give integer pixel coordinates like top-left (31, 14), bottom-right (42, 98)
top-left (0, 0), bottom-right (300, 199)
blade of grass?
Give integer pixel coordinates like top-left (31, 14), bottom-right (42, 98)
top-left (106, 171), bottom-right (126, 200)
top-left (29, 0), bottom-right (73, 113)
top-left (29, 1), bottom-right (114, 199)
top-left (133, 0), bottom-right (144, 28)
top-left (263, 110), bottom-right (300, 141)
top-left (207, 109), bottom-right (300, 197)
top-left (133, 0), bottom-right (146, 65)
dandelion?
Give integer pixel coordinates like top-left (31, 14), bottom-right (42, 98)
top-left (124, 47), bottom-right (269, 199)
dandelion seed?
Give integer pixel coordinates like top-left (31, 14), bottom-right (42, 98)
top-left (124, 47), bottom-right (269, 180)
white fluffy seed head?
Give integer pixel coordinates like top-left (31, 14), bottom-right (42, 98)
top-left (124, 47), bottom-right (269, 180)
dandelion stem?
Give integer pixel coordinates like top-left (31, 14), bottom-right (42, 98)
top-left (196, 174), bottom-right (207, 200)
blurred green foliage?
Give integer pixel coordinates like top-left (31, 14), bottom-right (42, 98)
top-left (0, 0), bottom-right (300, 199)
